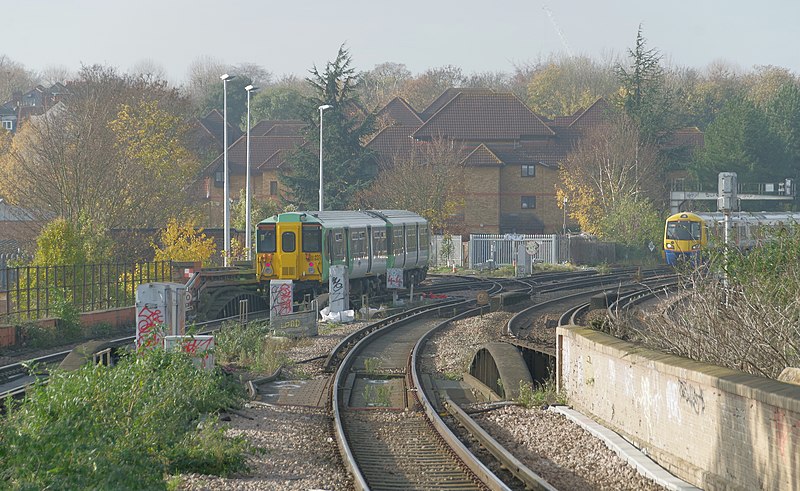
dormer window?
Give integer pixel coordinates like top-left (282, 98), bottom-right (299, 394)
top-left (2, 121), bottom-right (12, 131)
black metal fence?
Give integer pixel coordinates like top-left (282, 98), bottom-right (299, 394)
top-left (0, 260), bottom-right (172, 321)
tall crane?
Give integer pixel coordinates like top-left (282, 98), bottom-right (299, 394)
top-left (542, 4), bottom-right (574, 57)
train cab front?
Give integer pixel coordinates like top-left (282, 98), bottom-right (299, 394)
top-left (664, 213), bottom-right (703, 266)
top-left (256, 215), bottom-right (323, 287)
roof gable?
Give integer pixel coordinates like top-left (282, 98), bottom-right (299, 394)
top-left (412, 91), bottom-right (555, 141)
top-left (250, 119), bottom-right (305, 137)
top-left (365, 125), bottom-right (418, 163)
top-left (205, 135), bottom-right (304, 174)
top-left (376, 97), bottom-right (423, 127)
top-left (568, 98), bottom-right (614, 128)
top-left (419, 87), bottom-right (495, 121)
top-left (461, 144), bottom-right (503, 167)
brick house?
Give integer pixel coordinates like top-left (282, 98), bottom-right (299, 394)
top-left (197, 120), bottom-right (305, 225)
top-left (367, 90), bottom-right (611, 234)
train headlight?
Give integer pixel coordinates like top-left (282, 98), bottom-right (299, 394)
top-left (691, 244), bottom-right (701, 250)
top-left (666, 243), bottom-right (674, 249)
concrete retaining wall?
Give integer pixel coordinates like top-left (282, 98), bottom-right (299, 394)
top-left (557, 326), bottom-right (800, 491)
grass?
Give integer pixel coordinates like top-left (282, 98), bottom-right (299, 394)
top-left (0, 348), bottom-right (248, 490)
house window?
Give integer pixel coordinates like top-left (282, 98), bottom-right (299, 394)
top-left (521, 164), bottom-right (536, 177)
top-left (214, 170), bottom-right (223, 187)
top-left (270, 181), bottom-right (278, 195)
top-left (521, 196), bottom-right (536, 209)
top-left (1, 121), bottom-right (12, 131)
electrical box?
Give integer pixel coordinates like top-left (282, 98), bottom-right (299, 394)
top-left (717, 172), bottom-right (738, 211)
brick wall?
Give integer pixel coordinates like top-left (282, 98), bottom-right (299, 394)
top-left (463, 166), bottom-right (501, 233)
top-left (557, 326), bottom-right (800, 490)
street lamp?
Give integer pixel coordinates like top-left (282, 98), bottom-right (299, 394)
top-left (318, 104), bottom-right (332, 211)
top-left (245, 84), bottom-right (258, 261)
top-left (562, 196), bottom-right (568, 235)
top-left (220, 73), bottom-right (235, 266)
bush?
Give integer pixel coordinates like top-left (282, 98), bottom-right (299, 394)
top-left (0, 348), bottom-right (248, 490)
top-left (213, 320), bottom-right (293, 374)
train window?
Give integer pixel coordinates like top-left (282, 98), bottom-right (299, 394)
top-left (256, 225), bottom-right (276, 253)
top-left (302, 225), bottom-right (322, 252)
top-left (282, 232), bottom-right (296, 252)
top-left (666, 221), bottom-right (701, 241)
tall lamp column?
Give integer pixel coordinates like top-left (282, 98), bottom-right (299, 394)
top-left (245, 84), bottom-right (258, 260)
top-left (318, 104), bottom-right (332, 211)
top-left (220, 73), bottom-right (235, 266)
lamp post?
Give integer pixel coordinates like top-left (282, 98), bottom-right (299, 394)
top-left (220, 73), bottom-right (235, 266)
top-left (318, 104), bottom-right (332, 211)
top-left (245, 84), bottom-right (258, 261)
top-left (562, 196), bottom-right (568, 235)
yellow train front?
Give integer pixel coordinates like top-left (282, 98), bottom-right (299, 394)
top-left (664, 212), bottom-right (706, 265)
top-left (255, 212), bottom-right (324, 293)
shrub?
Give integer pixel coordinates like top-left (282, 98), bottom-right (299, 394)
top-left (214, 320), bottom-right (293, 374)
top-left (0, 348), bottom-right (247, 489)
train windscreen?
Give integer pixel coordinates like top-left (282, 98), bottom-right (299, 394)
top-left (302, 225), bottom-right (322, 252)
top-left (257, 225), bottom-right (276, 252)
top-left (666, 221), bottom-right (701, 241)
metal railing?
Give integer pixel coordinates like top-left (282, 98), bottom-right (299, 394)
top-left (1, 260), bottom-right (172, 321)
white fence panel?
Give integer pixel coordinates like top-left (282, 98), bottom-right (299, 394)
top-left (468, 234), bottom-right (565, 268)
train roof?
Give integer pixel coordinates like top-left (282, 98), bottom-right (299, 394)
top-left (667, 211), bottom-right (800, 225)
top-left (257, 210), bottom-right (427, 229)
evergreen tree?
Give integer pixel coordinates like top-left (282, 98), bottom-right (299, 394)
top-left (615, 26), bottom-right (677, 145)
top-left (280, 45), bottom-right (375, 210)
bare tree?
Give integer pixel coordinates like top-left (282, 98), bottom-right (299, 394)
top-left (0, 55), bottom-right (38, 102)
top-left (359, 137), bottom-right (465, 234)
top-left (184, 55), bottom-right (230, 108)
top-left (129, 58), bottom-right (168, 81)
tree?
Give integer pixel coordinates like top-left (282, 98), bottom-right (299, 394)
top-left (280, 45), bottom-right (376, 210)
top-left (0, 55), bottom-right (38, 103)
top-left (199, 75), bottom-right (254, 132)
top-left (358, 62), bottom-right (413, 110)
top-left (152, 218), bottom-right (216, 264)
top-left (558, 114), bottom-right (665, 242)
top-left (242, 85), bottom-right (307, 127)
top-left (764, 82), bottom-right (800, 176)
top-left (527, 55), bottom-right (617, 118)
top-left (0, 65), bottom-right (200, 229)
top-left (693, 97), bottom-right (789, 183)
top-left (358, 137), bottom-right (465, 234)
top-left (184, 55), bottom-right (229, 109)
top-left (402, 65), bottom-right (466, 110)
top-left (615, 26), bottom-right (677, 144)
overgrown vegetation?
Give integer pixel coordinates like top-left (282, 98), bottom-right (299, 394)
top-left (0, 348), bottom-right (247, 490)
top-left (213, 320), bottom-right (296, 374)
top-left (611, 228), bottom-right (800, 379)
top-left (516, 379), bottom-right (566, 408)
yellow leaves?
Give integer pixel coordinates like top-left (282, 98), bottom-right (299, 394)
top-left (152, 218), bottom-right (216, 264)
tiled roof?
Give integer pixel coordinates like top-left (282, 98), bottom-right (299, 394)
top-left (484, 143), bottom-right (561, 169)
top-left (365, 125), bottom-right (418, 164)
top-left (0, 201), bottom-right (37, 221)
top-left (461, 144), bottom-right (503, 167)
top-left (205, 135), bottom-right (304, 175)
top-left (663, 127), bottom-right (705, 150)
top-left (198, 109), bottom-right (242, 147)
top-left (376, 97), bottom-right (423, 127)
top-left (568, 98), bottom-right (614, 129)
top-left (412, 91), bottom-right (555, 141)
top-left (419, 88), bottom-right (495, 121)
top-left (250, 119), bottom-right (305, 136)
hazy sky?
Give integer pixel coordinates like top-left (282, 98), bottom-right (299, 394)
top-left (5, 0), bottom-right (799, 84)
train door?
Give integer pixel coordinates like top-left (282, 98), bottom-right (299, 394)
top-left (279, 226), bottom-right (298, 278)
top-left (366, 225), bottom-right (373, 274)
top-left (406, 224), bottom-right (418, 267)
top-left (393, 226), bottom-right (406, 268)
